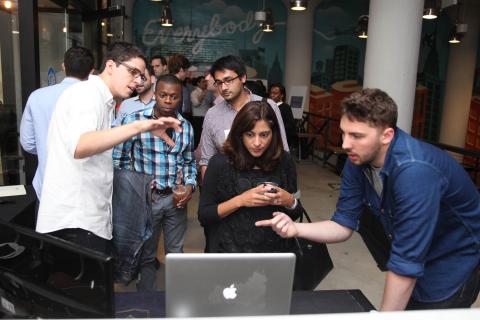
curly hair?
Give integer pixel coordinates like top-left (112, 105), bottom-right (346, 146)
top-left (223, 101), bottom-right (283, 172)
top-left (341, 88), bottom-right (398, 128)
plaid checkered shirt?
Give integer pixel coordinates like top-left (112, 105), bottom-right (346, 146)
top-left (112, 106), bottom-right (196, 189)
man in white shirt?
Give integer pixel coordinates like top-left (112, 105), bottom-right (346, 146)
top-left (37, 42), bottom-right (181, 253)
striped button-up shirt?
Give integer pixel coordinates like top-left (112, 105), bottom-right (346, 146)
top-left (112, 106), bottom-right (196, 189)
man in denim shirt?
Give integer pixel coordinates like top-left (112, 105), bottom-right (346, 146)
top-left (258, 88), bottom-right (480, 310)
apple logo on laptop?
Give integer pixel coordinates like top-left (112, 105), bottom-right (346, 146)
top-left (222, 284), bottom-right (237, 300)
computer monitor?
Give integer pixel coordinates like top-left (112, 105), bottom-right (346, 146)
top-left (0, 219), bottom-right (114, 318)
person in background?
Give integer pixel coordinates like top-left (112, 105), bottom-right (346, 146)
top-left (257, 88), bottom-right (480, 311)
top-left (255, 79), bottom-right (267, 98)
top-left (20, 46), bottom-right (94, 205)
top-left (36, 42), bottom-right (181, 253)
top-left (191, 75), bottom-right (213, 148)
top-left (113, 74), bottom-right (196, 290)
top-left (199, 55), bottom-right (289, 180)
top-left (198, 100), bottom-right (302, 253)
top-left (114, 63), bottom-right (156, 126)
top-left (269, 83), bottom-right (297, 149)
top-left (168, 53), bottom-right (192, 122)
top-left (150, 55), bottom-right (168, 78)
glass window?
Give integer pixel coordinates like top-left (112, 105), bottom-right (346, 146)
top-left (0, 1), bottom-right (23, 186)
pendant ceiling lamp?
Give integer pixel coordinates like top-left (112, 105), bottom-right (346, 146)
top-left (448, 2), bottom-right (467, 44)
top-left (262, 9), bottom-right (274, 32)
top-left (357, 15), bottom-right (368, 39)
top-left (423, 0), bottom-right (438, 19)
top-left (290, 0), bottom-right (307, 11)
top-left (161, 2), bottom-right (173, 27)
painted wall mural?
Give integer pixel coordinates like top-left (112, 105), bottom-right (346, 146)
top-left (308, 0), bottom-right (369, 145)
top-left (307, 0), bottom-right (463, 144)
top-left (132, 0), bottom-right (287, 83)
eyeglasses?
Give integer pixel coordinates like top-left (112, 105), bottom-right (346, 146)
top-left (213, 75), bottom-right (241, 87)
top-left (115, 60), bottom-right (147, 82)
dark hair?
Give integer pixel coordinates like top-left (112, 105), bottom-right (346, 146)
top-left (192, 76), bottom-right (205, 87)
top-left (245, 80), bottom-right (266, 97)
top-left (341, 88), bottom-right (398, 128)
top-left (100, 42), bottom-right (146, 71)
top-left (64, 46), bottom-right (94, 80)
top-left (269, 83), bottom-right (286, 99)
top-left (155, 73), bottom-right (183, 91)
top-left (223, 101), bottom-right (283, 171)
top-left (210, 55), bottom-right (246, 78)
top-left (150, 54), bottom-right (167, 65)
top-left (167, 53), bottom-right (190, 74)
top-left (144, 61), bottom-right (154, 78)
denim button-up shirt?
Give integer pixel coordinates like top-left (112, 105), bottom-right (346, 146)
top-left (332, 128), bottom-right (480, 302)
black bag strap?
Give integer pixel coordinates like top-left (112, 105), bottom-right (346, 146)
top-left (294, 208), bottom-right (313, 255)
top-left (299, 208), bottom-right (312, 223)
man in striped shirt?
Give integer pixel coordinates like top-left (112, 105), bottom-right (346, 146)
top-left (113, 74), bottom-right (196, 291)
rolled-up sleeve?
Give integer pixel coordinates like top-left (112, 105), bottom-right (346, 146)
top-left (386, 163), bottom-right (442, 278)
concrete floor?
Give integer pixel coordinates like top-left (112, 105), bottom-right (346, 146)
top-left (118, 159), bottom-right (480, 309)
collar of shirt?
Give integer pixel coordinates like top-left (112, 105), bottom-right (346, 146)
top-left (61, 77), bottom-right (81, 85)
top-left (88, 75), bottom-right (115, 111)
top-left (132, 94), bottom-right (156, 104)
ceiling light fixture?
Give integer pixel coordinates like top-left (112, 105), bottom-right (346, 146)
top-left (290, 0), bottom-right (307, 11)
top-left (423, 0), bottom-right (439, 19)
top-left (357, 15), bottom-right (368, 39)
top-left (161, 2), bottom-right (173, 27)
top-left (449, 2), bottom-right (467, 44)
top-left (262, 8), bottom-right (274, 32)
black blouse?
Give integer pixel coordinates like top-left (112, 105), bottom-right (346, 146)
top-left (198, 151), bottom-right (303, 253)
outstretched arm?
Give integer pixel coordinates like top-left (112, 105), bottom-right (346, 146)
top-left (74, 117), bottom-right (181, 159)
top-left (256, 212), bottom-right (353, 243)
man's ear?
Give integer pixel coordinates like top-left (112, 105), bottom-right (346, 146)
top-left (61, 63), bottom-right (65, 73)
top-left (241, 74), bottom-right (247, 84)
top-left (381, 127), bottom-right (395, 145)
top-left (104, 59), bottom-right (116, 75)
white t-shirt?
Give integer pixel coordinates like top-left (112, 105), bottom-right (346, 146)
top-left (37, 75), bottom-right (116, 239)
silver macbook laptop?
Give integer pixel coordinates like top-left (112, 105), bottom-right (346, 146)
top-left (165, 252), bottom-right (296, 318)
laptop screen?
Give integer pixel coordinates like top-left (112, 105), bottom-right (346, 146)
top-left (166, 252), bottom-right (295, 318)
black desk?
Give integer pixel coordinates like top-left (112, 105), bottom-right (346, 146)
top-left (0, 185), bottom-right (36, 226)
top-left (115, 290), bottom-right (375, 318)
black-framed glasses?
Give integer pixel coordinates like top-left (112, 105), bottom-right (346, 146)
top-left (115, 60), bottom-right (147, 82)
top-left (213, 75), bottom-right (241, 87)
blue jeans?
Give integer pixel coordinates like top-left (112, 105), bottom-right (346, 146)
top-left (136, 193), bottom-right (187, 291)
top-left (112, 168), bottom-right (154, 285)
top-left (406, 262), bottom-right (480, 309)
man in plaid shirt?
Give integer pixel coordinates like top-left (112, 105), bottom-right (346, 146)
top-left (113, 74), bottom-right (196, 291)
